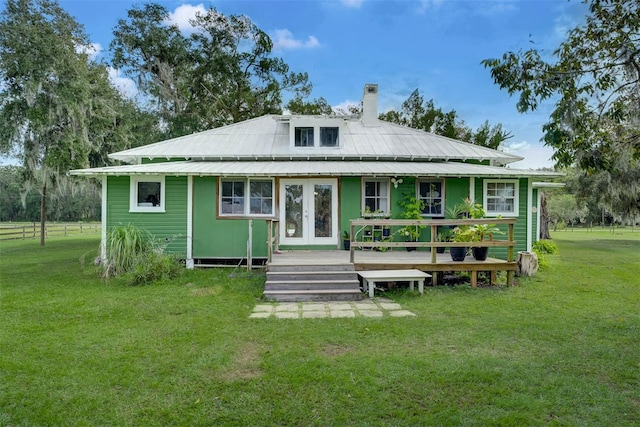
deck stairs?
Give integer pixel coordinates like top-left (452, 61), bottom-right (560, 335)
top-left (264, 263), bottom-right (363, 302)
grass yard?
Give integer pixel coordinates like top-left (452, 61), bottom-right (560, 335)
top-left (1, 231), bottom-right (638, 426)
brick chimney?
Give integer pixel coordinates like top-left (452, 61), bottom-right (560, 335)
top-left (361, 83), bottom-right (378, 126)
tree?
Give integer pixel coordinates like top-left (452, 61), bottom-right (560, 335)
top-left (482, 0), bottom-right (639, 171)
top-left (285, 96), bottom-right (334, 115)
top-left (111, 3), bottom-right (311, 137)
top-left (0, 0), bottom-right (139, 244)
top-left (379, 89), bottom-right (513, 149)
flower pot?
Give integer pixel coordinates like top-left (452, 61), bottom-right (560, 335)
top-left (436, 246), bottom-right (446, 254)
top-left (343, 239), bottom-right (350, 251)
top-left (450, 246), bottom-right (467, 261)
top-left (382, 227), bottom-right (391, 237)
top-left (472, 246), bottom-right (489, 261)
top-left (406, 246), bottom-right (417, 252)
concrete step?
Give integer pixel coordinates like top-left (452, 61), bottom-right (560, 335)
top-left (263, 289), bottom-right (363, 302)
top-left (265, 279), bottom-right (361, 291)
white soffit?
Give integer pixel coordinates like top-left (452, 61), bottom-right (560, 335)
top-left (71, 160), bottom-right (563, 178)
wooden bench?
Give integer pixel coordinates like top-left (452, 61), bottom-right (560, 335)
top-left (358, 269), bottom-right (431, 298)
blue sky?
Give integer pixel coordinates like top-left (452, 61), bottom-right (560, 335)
top-left (11, 0), bottom-right (590, 169)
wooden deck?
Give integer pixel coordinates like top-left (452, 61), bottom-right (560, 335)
top-left (270, 249), bottom-right (516, 287)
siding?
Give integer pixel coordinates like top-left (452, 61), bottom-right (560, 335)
top-left (192, 176), bottom-right (268, 259)
top-left (340, 177), bottom-right (362, 241)
top-left (106, 176), bottom-right (188, 255)
top-left (474, 177), bottom-right (529, 259)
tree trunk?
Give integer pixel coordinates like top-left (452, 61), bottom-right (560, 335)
top-left (539, 191), bottom-right (551, 239)
top-left (40, 180), bottom-right (47, 246)
top-left (517, 251), bottom-right (538, 277)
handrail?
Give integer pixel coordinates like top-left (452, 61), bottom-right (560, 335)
top-left (349, 218), bottom-right (517, 264)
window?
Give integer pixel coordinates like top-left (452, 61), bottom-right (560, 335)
top-left (220, 178), bottom-right (274, 216)
top-left (418, 180), bottom-right (444, 216)
top-left (483, 180), bottom-right (519, 216)
top-left (130, 176), bottom-right (165, 212)
top-left (294, 127), bottom-right (314, 147)
top-left (363, 179), bottom-right (390, 213)
top-left (320, 127), bottom-right (339, 147)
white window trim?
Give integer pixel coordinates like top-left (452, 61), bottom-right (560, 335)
top-left (483, 179), bottom-right (519, 217)
top-left (219, 177), bottom-right (275, 218)
top-left (362, 178), bottom-right (391, 214)
top-left (417, 179), bottom-right (445, 217)
top-left (129, 176), bottom-right (165, 213)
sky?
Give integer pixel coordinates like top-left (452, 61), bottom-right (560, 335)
top-left (4, 0), bottom-right (590, 169)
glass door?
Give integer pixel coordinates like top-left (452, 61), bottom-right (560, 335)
top-left (280, 179), bottom-right (338, 246)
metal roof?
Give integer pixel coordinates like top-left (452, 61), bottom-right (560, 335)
top-left (70, 160), bottom-right (562, 178)
top-left (108, 115), bottom-right (524, 165)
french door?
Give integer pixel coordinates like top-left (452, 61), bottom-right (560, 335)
top-left (279, 179), bottom-right (338, 246)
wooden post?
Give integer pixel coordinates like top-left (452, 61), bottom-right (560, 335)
top-left (247, 219), bottom-right (253, 272)
top-left (349, 221), bottom-right (355, 263)
top-left (517, 251), bottom-right (539, 276)
top-left (266, 219), bottom-right (272, 263)
top-left (430, 224), bottom-right (437, 264)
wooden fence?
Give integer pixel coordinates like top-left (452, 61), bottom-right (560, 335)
top-left (0, 223), bottom-right (101, 241)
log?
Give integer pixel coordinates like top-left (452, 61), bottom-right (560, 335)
top-left (517, 251), bottom-right (538, 277)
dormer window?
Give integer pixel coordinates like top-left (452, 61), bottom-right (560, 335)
top-left (320, 127), bottom-right (339, 147)
top-left (289, 117), bottom-right (343, 148)
top-left (295, 127), bottom-right (314, 147)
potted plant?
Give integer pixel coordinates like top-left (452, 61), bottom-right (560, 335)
top-left (435, 228), bottom-right (452, 254)
top-left (450, 226), bottom-right (473, 261)
top-left (469, 223), bottom-right (504, 261)
top-left (397, 193), bottom-right (425, 251)
top-left (342, 230), bottom-right (350, 251)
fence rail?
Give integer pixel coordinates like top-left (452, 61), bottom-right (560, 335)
top-left (0, 223), bottom-right (101, 241)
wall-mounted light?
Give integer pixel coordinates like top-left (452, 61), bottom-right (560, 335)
top-left (391, 177), bottom-right (403, 188)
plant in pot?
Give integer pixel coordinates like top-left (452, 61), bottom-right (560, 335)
top-left (450, 226), bottom-right (473, 261)
top-left (342, 230), bottom-right (350, 251)
top-left (469, 223), bottom-right (504, 261)
top-left (397, 193), bottom-right (425, 251)
top-left (435, 228), bottom-right (452, 254)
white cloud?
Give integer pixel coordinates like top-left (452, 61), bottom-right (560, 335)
top-left (166, 3), bottom-right (207, 32)
top-left (504, 140), bottom-right (556, 170)
top-left (332, 99), bottom-right (360, 114)
top-left (416, 0), bottom-right (443, 14)
top-left (76, 42), bottom-right (102, 61)
top-left (107, 67), bottom-right (138, 99)
top-left (271, 29), bottom-right (320, 51)
top-left (342, 0), bottom-right (364, 8)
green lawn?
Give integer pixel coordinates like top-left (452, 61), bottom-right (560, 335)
top-left (1, 231), bottom-right (638, 426)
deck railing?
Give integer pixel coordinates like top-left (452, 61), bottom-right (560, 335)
top-left (349, 218), bottom-right (516, 264)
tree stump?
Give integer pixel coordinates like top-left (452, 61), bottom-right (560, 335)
top-left (517, 251), bottom-right (539, 277)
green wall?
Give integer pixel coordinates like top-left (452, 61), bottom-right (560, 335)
top-left (339, 177), bottom-right (362, 242)
top-left (106, 176), bottom-right (188, 255)
top-left (192, 177), bottom-right (268, 259)
top-left (474, 177), bottom-right (529, 258)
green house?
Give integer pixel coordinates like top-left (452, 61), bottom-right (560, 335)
top-left (71, 84), bottom-right (559, 268)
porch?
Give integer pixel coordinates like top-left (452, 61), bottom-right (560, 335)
top-left (269, 249), bottom-right (517, 287)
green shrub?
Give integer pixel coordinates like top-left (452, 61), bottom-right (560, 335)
top-left (104, 224), bottom-right (153, 277)
top-left (533, 248), bottom-right (549, 269)
top-left (121, 251), bottom-right (183, 286)
top-left (103, 224), bottom-right (182, 284)
top-left (533, 239), bottom-right (559, 254)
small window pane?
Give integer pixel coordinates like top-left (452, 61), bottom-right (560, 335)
top-left (320, 127), bottom-right (339, 147)
top-left (249, 179), bottom-right (273, 215)
top-left (295, 127), bottom-right (314, 147)
top-left (221, 180), bottom-right (245, 214)
top-left (418, 180), bottom-right (443, 216)
top-left (137, 182), bottom-right (161, 207)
